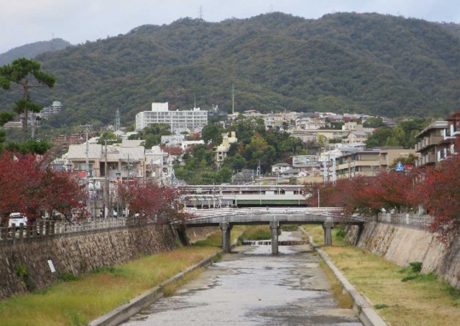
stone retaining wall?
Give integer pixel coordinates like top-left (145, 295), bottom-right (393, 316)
top-left (0, 224), bottom-right (177, 299)
top-left (348, 221), bottom-right (460, 288)
top-left (186, 226), bottom-right (219, 243)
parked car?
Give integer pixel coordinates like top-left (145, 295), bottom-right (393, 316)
top-left (8, 212), bottom-right (28, 228)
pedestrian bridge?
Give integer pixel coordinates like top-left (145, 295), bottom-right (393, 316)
top-left (182, 207), bottom-right (365, 255)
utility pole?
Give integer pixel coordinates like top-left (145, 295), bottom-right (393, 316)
top-left (317, 188), bottom-right (320, 208)
top-left (322, 157), bottom-right (329, 184)
top-left (80, 124), bottom-right (92, 216)
top-left (85, 126), bottom-right (91, 215)
top-left (104, 140), bottom-right (110, 218)
top-left (331, 157), bottom-right (337, 185)
top-left (127, 154), bottom-right (131, 180)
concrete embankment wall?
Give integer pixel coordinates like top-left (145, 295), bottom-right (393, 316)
top-left (0, 224), bottom-right (178, 299)
top-left (348, 222), bottom-right (460, 288)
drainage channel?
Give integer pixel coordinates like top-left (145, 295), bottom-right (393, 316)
top-left (121, 231), bottom-right (362, 326)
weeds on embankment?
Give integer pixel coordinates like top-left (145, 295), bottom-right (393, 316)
top-left (304, 225), bottom-right (460, 326)
top-left (0, 246), bottom-right (220, 326)
top-left (0, 226), bottom-right (260, 326)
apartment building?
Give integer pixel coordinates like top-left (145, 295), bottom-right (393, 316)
top-left (64, 140), bottom-right (146, 179)
top-left (336, 148), bottom-right (416, 178)
top-left (135, 102), bottom-right (208, 132)
top-left (415, 121), bottom-right (448, 167)
top-left (438, 112), bottom-right (460, 161)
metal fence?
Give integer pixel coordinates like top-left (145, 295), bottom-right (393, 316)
top-left (376, 213), bottom-right (433, 229)
top-left (0, 218), bottom-right (129, 242)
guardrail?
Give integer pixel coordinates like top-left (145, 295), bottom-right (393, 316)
top-left (0, 218), bottom-right (129, 242)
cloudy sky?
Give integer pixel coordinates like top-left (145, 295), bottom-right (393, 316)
top-left (1, 0), bottom-right (459, 53)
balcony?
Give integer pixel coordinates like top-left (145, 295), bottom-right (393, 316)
top-left (416, 135), bottom-right (444, 151)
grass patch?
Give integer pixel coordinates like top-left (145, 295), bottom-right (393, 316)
top-left (162, 268), bottom-right (204, 297)
top-left (280, 224), bottom-right (298, 231)
top-left (319, 260), bottom-right (354, 309)
top-left (192, 226), bottom-right (245, 247)
top-left (238, 225), bottom-right (271, 242)
top-left (374, 303), bottom-right (389, 310)
top-left (304, 225), bottom-right (460, 326)
top-left (193, 232), bottom-right (222, 247)
top-left (302, 225), bottom-right (350, 247)
top-left (58, 273), bottom-right (80, 282)
top-left (0, 246), bottom-right (220, 326)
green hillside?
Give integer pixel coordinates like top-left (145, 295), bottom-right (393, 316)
top-left (1, 12), bottom-right (460, 127)
top-left (0, 38), bottom-right (71, 65)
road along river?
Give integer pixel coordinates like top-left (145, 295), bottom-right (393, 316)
top-left (122, 231), bottom-right (362, 325)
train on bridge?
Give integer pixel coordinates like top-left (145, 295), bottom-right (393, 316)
top-left (180, 184), bottom-right (309, 208)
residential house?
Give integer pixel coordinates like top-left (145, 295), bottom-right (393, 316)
top-left (271, 163), bottom-right (292, 174)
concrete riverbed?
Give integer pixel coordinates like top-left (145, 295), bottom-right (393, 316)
top-left (122, 231), bottom-right (361, 325)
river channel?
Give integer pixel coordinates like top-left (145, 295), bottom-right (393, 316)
top-left (122, 231), bottom-right (362, 325)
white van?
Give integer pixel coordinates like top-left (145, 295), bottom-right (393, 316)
top-left (8, 212), bottom-right (28, 228)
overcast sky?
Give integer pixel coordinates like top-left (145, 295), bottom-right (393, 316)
top-left (1, 0), bottom-right (459, 53)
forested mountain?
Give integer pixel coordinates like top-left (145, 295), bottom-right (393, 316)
top-left (1, 13), bottom-right (460, 127)
top-left (437, 22), bottom-right (460, 40)
top-left (0, 38), bottom-right (71, 65)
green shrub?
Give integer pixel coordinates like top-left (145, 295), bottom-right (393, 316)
top-left (58, 273), bottom-right (79, 282)
top-left (409, 261), bottom-right (422, 273)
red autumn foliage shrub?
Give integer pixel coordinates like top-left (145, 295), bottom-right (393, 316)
top-left (307, 155), bottom-right (460, 241)
top-left (411, 154), bottom-right (460, 242)
top-left (117, 180), bottom-right (189, 223)
top-left (0, 151), bottom-right (85, 223)
top-left (160, 145), bottom-right (183, 156)
top-left (307, 172), bottom-right (415, 216)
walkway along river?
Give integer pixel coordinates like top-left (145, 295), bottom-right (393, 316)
top-left (122, 231), bottom-right (362, 325)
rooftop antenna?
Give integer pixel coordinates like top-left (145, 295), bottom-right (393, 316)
top-left (194, 93), bottom-right (197, 108)
top-left (231, 83), bottom-right (235, 115)
top-left (199, 6), bottom-right (203, 20)
top-left (115, 109), bottom-right (121, 131)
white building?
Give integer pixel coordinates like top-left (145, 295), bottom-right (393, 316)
top-left (292, 155), bottom-right (320, 168)
top-left (135, 102), bottom-right (208, 132)
top-left (161, 134), bottom-right (185, 147)
top-left (271, 163), bottom-right (292, 174)
top-left (39, 101), bottom-right (63, 120)
top-left (216, 132), bottom-right (238, 164)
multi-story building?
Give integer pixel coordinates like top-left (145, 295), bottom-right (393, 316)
top-left (39, 101), bottom-right (63, 120)
top-left (64, 139), bottom-right (146, 179)
top-left (335, 148), bottom-right (416, 178)
top-left (439, 111), bottom-right (460, 161)
top-left (135, 102), bottom-right (208, 132)
top-left (415, 121), bottom-right (448, 167)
